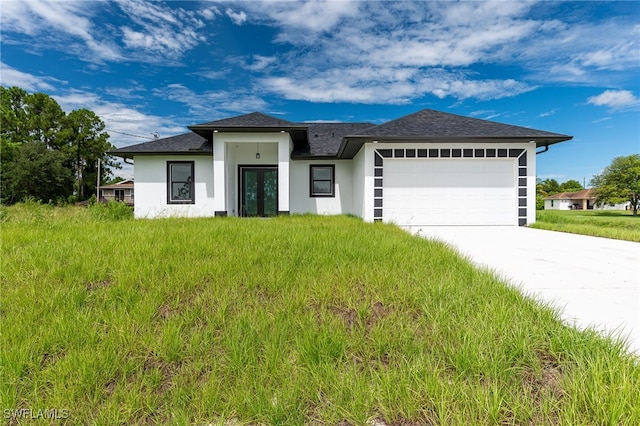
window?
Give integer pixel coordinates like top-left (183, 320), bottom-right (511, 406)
top-left (310, 165), bottom-right (335, 197)
top-left (114, 189), bottom-right (125, 202)
top-left (167, 161), bottom-right (194, 204)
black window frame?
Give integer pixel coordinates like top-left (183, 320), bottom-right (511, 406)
top-left (167, 161), bottom-right (195, 204)
top-left (309, 164), bottom-right (335, 197)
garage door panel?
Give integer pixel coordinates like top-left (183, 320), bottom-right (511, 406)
top-left (383, 158), bottom-right (516, 226)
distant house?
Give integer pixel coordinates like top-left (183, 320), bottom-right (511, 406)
top-left (110, 109), bottom-right (573, 226)
top-left (544, 188), bottom-right (629, 210)
top-left (99, 179), bottom-right (134, 205)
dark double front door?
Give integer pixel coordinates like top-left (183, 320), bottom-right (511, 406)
top-left (239, 166), bottom-right (278, 217)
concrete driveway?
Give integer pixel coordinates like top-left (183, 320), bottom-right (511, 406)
top-left (410, 226), bottom-right (640, 355)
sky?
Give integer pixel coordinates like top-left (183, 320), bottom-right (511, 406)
top-left (1, 0), bottom-right (639, 183)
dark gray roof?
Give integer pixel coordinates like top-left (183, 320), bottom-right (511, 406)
top-left (336, 108), bottom-right (572, 158)
top-left (109, 109), bottom-right (572, 160)
top-left (192, 111), bottom-right (298, 127)
top-left (109, 132), bottom-right (210, 158)
top-left (353, 109), bottom-right (570, 139)
top-left (188, 112), bottom-right (308, 139)
top-left (292, 122), bottom-right (373, 158)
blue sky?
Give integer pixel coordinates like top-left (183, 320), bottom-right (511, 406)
top-left (1, 1), bottom-right (639, 183)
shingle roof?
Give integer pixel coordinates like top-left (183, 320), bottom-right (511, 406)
top-left (353, 109), bottom-right (569, 139)
top-left (109, 132), bottom-right (210, 158)
top-left (544, 189), bottom-right (595, 200)
top-left (190, 112), bottom-right (303, 129)
top-left (109, 109), bottom-right (572, 159)
top-left (292, 122), bottom-right (373, 158)
top-left (100, 182), bottom-right (134, 190)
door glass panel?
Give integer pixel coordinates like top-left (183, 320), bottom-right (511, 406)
top-left (243, 170), bottom-right (258, 216)
top-left (263, 170), bottom-right (278, 216)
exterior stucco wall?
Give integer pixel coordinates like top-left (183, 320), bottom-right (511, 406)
top-left (133, 155), bottom-right (214, 218)
top-left (289, 160), bottom-right (354, 215)
top-left (594, 202), bottom-right (630, 210)
top-left (544, 199), bottom-right (574, 210)
top-left (352, 145), bottom-right (375, 222)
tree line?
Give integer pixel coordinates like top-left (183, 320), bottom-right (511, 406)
top-left (1, 86), bottom-right (118, 204)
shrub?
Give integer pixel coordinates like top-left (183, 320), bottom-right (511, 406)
top-left (88, 201), bottom-right (133, 221)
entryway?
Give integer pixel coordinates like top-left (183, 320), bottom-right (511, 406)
top-left (239, 166), bottom-right (278, 217)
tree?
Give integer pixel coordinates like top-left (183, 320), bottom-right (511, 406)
top-left (59, 109), bottom-right (116, 200)
top-left (25, 92), bottom-right (65, 148)
top-left (538, 178), bottom-right (561, 195)
top-left (559, 179), bottom-right (583, 193)
top-left (591, 154), bottom-right (640, 216)
top-left (1, 86), bottom-right (118, 204)
top-left (2, 141), bottom-right (74, 204)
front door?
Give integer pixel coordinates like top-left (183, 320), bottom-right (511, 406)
top-left (240, 166), bottom-right (278, 217)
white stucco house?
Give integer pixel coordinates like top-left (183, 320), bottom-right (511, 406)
top-left (110, 109), bottom-right (572, 226)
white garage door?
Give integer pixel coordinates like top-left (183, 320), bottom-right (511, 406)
top-left (383, 159), bottom-right (517, 226)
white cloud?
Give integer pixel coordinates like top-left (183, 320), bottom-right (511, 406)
top-left (245, 1), bottom-right (540, 103)
top-left (592, 117), bottom-right (612, 124)
top-left (1, 0), bottom-right (215, 64)
top-left (0, 0), bottom-right (121, 61)
top-left (200, 7), bottom-right (219, 21)
top-left (587, 90), bottom-right (640, 110)
top-left (190, 69), bottom-right (229, 80)
top-left (522, 19), bottom-right (640, 84)
top-left (245, 1), bottom-right (639, 96)
top-left (117, 0), bottom-right (207, 61)
top-left (152, 84), bottom-right (268, 120)
top-left (539, 109), bottom-right (558, 118)
top-left (244, 55), bottom-right (276, 71)
top-left (0, 62), bottom-right (59, 91)
top-left (247, 0), bottom-right (360, 39)
top-left (261, 68), bottom-right (534, 104)
top-left (53, 90), bottom-right (184, 148)
top-left (225, 8), bottom-right (247, 25)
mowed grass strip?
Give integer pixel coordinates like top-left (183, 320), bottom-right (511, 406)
top-left (531, 210), bottom-right (640, 242)
top-left (1, 204), bottom-right (638, 425)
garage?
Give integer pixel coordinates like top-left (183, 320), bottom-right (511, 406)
top-left (382, 158), bottom-right (517, 226)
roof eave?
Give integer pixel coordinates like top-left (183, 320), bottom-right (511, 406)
top-left (108, 150), bottom-right (213, 159)
top-left (336, 135), bottom-right (573, 159)
top-left (290, 153), bottom-right (339, 160)
top-left (187, 124), bottom-right (308, 137)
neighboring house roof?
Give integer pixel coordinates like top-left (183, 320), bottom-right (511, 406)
top-left (100, 179), bottom-right (134, 190)
top-left (109, 109), bottom-right (572, 160)
top-left (544, 189), bottom-right (595, 200)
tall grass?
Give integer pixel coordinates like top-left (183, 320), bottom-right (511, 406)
top-left (1, 204), bottom-right (638, 425)
top-left (532, 210), bottom-right (640, 242)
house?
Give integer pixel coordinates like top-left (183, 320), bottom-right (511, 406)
top-left (99, 179), bottom-right (134, 205)
top-left (544, 188), bottom-right (630, 210)
top-left (109, 109), bottom-right (572, 226)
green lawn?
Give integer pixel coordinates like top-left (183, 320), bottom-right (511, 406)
top-left (1, 203), bottom-right (638, 425)
top-left (531, 209), bottom-right (640, 242)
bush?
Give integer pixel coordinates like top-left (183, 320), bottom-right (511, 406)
top-left (88, 201), bottom-right (133, 221)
